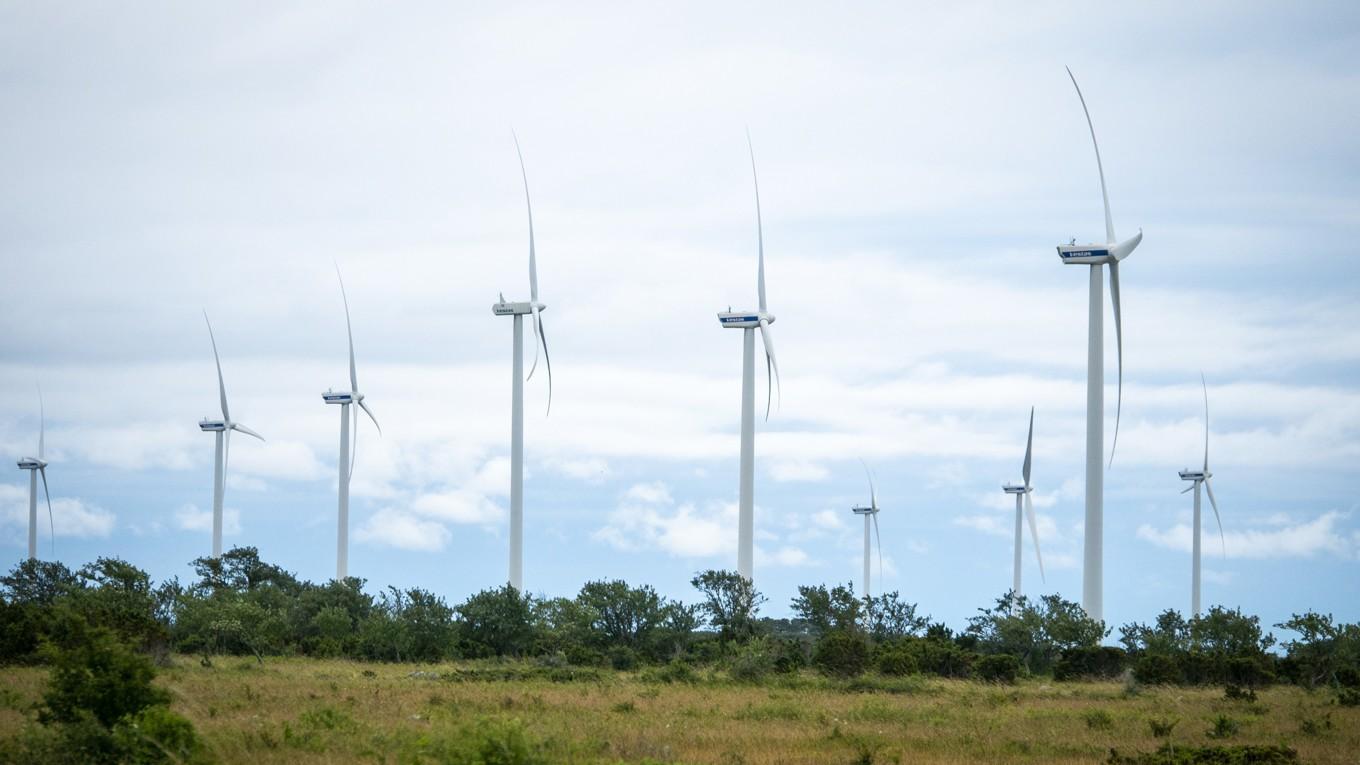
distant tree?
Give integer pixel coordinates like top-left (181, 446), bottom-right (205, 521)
top-left (690, 570), bottom-right (765, 646)
top-left (863, 591), bottom-right (929, 641)
top-left (1, 559), bottom-right (77, 605)
top-left (791, 583), bottom-right (862, 635)
top-left (190, 546), bottom-right (299, 594)
top-left (967, 591), bottom-right (1105, 673)
top-left (458, 585), bottom-right (537, 658)
top-left (1276, 612), bottom-right (1360, 688)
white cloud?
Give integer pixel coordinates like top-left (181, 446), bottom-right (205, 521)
top-left (623, 482), bottom-right (673, 505)
top-left (411, 489), bottom-right (503, 526)
top-left (1136, 511), bottom-right (1356, 559)
top-left (174, 503), bottom-right (240, 536)
top-left (594, 488), bottom-right (733, 558)
top-left (762, 546), bottom-right (813, 567)
top-left (0, 483), bottom-right (115, 545)
top-left (768, 460), bottom-right (830, 482)
top-left (356, 508), bottom-right (451, 552)
top-left (549, 456), bottom-right (610, 483)
top-left (811, 509), bottom-right (844, 530)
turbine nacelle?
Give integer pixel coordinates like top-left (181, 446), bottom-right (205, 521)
top-left (16, 457), bottom-right (47, 470)
top-left (850, 505), bottom-right (878, 515)
top-left (718, 310), bottom-right (775, 329)
top-left (1179, 469), bottom-right (1211, 482)
top-left (1056, 230), bottom-right (1143, 264)
top-left (322, 390), bottom-right (361, 405)
top-left (199, 419), bottom-right (228, 432)
top-left (1001, 482), bottom-right (1032, 495)
top-left (493, 300), bottom-right (547, 317)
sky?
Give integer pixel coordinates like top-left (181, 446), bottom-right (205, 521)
top-left (1, 2), bottom-right (1357, 634)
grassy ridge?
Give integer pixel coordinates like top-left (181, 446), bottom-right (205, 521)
top-left (3, 658), bottom-right (1357, 764)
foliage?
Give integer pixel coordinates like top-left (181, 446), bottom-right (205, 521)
top-left (812, 630), bottom-right (871, 677)
top-left (862, 591), bottom-right (929, 641)
top-left (791, 583), bottom-right (862, 635)
top-left (1106, 743), bottom-right (1297, 764)
top-left (690, 570), bottom-right (765, 646)
top-left (975, 653), bottom-right (1021, 684)
top-left (458, 585), bottom-right (537, 658)
top-left (966, 591), bottom-right (1106, 674)
top-left (1273, 611), bottom-right (1360, 688)
top-left (40, 621), bottom-right (169, 728)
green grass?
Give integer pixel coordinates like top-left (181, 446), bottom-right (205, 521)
top-left (2, 657), bottom-right (1358, 764)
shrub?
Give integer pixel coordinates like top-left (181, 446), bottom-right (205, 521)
top-left (1147, 717), bottom-right (1178, 738)
top-left (812, 630), bottom-right (871, 678)
top-left (728, 637), bottom-right (779, 682)
top-left (41, 624), bottom-right (169, 728)
top-left (1084, 709), bottom-right (1115, 731)
top-left (112, 705), bottom-right (211, 764)
top-left (1054, 646), bottom-right (1127, 680)
top-left (1223, 684), bottom-right (1257, 703)
top-left (875, 642), bottom-right (919, 676)
top-left (1335, 688), bottom-right (1360, 707)
top-left (1107, 743), bottom-right (1297, 764)
top-left (607, 645), bottom-right (637, 671)
top-left (1134, 654), bottom-right (1181, 685)
top-left (1206, 715), bottom-right (1239, 739)
top-left (975, 654), bottom-right (1021, 684)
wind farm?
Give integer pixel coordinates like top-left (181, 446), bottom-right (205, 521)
top-left (2, 4), bottom-right (1358, 763)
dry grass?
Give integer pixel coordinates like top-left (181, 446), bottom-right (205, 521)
top-left (2, 657), bottom-right (1358, 763)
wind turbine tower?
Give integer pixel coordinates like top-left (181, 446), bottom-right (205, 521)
top-left (322, 269), bottom-right (381, 581)
top-left (1001, 407), bottom-right (1044, 597)
top-left (492, 134), bottom-right (554, 591)
top-left (1056, 68), bottom-right (1143, 622)
top-left (200, 313), bottom-right (264, 559)
top-left (15, 391), bottom-right (53, 560)
top-left (717, 133), bottom-right (781, 583)
top-left (851, 463), bottom-right (882, 597)
top-left (1180, 374), bottom-right (1223, 617)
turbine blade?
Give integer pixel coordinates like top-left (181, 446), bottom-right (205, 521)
top-left (871, 512), bottom-right (883, 584)
top-left (38, 386), bottom-right (44, 460)
top-left (349, 403), bottom-right (359, 481)
top-left (1066, 66), bottom-right (1115, 244)
top-left (858, 459), bottom-right (877, 512)
top-left (758, 319), bottom-right (780, 421)
top-left (1204, 478), bottom-right (1225, 556)
top-left (1107, 260), bottom-right (1123, 468)
top-left (336, 265), bottom-right (358, 393)
top-left (512, 131), bottom-right (539, 304)
top-left (746, 130), bottom-right (767, 314)
top-left (1022, 406), bottom-right (1034, 486)
top-left (536, 314), bottom-right (554, 416)
top-left (204, 311), bottom-right (230, 422)
top-left (231, 422), bottom-right (265, 442)
top-left (1181, 483), bottom-right (1196, 494)
top-left (1201, 372), bottom-right (1210, 472)
top-left (527, 304), bottom-right (542, 381)
top-left (223, 427), bottom-right (232, 491)
top-left (358, 399), bottom-right (382, 436)
top-left (40, 466), bottom-right (53, 558)
top-left (1024, 491), bottom-right (1045, 583)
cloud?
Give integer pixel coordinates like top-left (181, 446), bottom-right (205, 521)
top-left (411, 489), bottom-right (503, 526)
top-left (594, 484), bottom-right (733, 558)
top-left (810, 509), bottom-right (844, 530)
top-left (954, 510), bottom-right (1061, 542)
top-left (549, 457), bottom-right (610, 483)
top-left (0, 483), bottom-right (115, 545)
top-left (623, 482), bottom-right (672, 505)
top-left (174, 503), bottom-right (240, 536)
top-left (761, 546), bottom-right (813, 567)
top-left (356, 508), bottom-right (451, 552)
top-left (1136, 511), bottom-right (1356, 559)
top-left (768, 460), bottom-right (830, 482)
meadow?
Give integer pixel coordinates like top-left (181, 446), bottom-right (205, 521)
top-left (3, 657), bottom-right (1357, 764)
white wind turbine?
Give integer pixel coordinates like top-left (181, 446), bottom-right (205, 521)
top-left (1056, 67), bottom-right (1143, 622)
top-left (322, 268), bottom-right (381, 581)
top-left (717, 133), bottom-right (781, 583)
top-left (200, 313), bottom-right (265, 559)
top-left (1180, 374), bottom-right (1223, 617)
top-left (850, 462), bottom-right (883, 597)
top-left (16, 390), bottom-right (53, 560)
top-left (1001, 407), bottom-right (1044, 598)
top-left (492, 134), bottom-right (554, 592)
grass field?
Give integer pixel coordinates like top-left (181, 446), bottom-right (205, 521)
top-left (2, 658), bottom-right (1357, 764)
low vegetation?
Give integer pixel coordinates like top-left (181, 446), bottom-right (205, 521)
top-left (1, 550), bottom-right (1358, 763)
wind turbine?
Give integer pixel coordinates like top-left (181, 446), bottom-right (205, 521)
top-left (16, 390), bottom-right (53, 560)
top-left (1056, 67), bottom-right (1143, 622)
top-left (717, 133), bottom-right (781, 583)
top-left (322, 268), bottom-right (381, 581)
top-left (1001, 407), bottom-right (1044, 598)
top-left (1179, 374), bottom-right (1223, 617)
top-left (200, 313), bottom-right (264, 559)
top-left (851, 462), bottom-right (883, 597)
top-left (492, 133), bottom-right (553, 592)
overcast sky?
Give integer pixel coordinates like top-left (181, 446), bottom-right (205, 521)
top-left (1, 2), bottom-right (1357, 631)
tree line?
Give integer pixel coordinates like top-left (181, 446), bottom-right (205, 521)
top-left (2, 547), bottom-right (1357, 694)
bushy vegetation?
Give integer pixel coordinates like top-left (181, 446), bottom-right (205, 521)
top-left (2, 551), bottom-right (1358, 694)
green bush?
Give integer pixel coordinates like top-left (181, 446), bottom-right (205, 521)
top-left (875, 642), bottom-right (919, 676)
top-left (1134, 654), bottom-right (1181, 685)
top-left (1054, 646), bottom-right (1127, 680)
top-left (1084, 709), bottom-right (1114, 731)
top-left (812, 630), bottom-right (871, 678)
top-left (1107, 743), bottom-right (1297, 764)
top-left (41, 624), bottom-right (169, 728)
top-left (975, 654), bottom-right (1021, 684)
top-left (607, 645), bottom-right (637, 671)
top-left (112, 705), bottom-right (211, 764)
